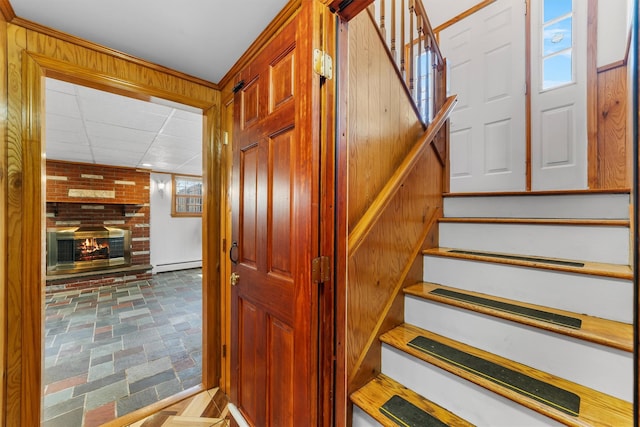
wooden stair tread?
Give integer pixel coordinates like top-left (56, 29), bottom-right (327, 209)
top-left (381, 325), bottom-right (633, 427)
top-left (423, 247), bottom-right (633, 280)
top-left (443, 189), bottom-right (630, 197)
top-left (351, 373), bottom-right (474, 427)
top-left (405, 283), bottom-right (632, 352)
top-left (438, 218), bottom-right (629, 227)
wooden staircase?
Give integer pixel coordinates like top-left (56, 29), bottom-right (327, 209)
top-left (350, 191), bottom-right (634, 426)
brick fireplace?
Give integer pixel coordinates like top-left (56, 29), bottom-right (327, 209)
top-left (46, 160), bottom-right (152, 290)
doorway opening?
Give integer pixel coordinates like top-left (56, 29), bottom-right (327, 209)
top-left (41, 77), bottom-right (205, 426)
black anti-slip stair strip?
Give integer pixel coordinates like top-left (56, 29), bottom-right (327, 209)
top-left (429, 288), bottom-right (583, 329)
top-left (448, 250), bottom-right (585, 268)
top-left (408, 336), bottom-right (581, 417)
top-left (380, 395), bottom-right (448, 427)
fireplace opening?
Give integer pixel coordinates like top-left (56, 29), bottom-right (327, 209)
top-left (47, 226), bottom-right (132, 275)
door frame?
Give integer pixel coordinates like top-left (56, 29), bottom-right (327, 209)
top-left (8, 47), bottom-right (221, 426)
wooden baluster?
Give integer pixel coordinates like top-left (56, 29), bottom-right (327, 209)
top-left (390, 0), bottom-right (396, 61)
top-left (380, 0), bottom-right (386, 41)
top-left (428, 36), bottom-right (434, 121)
top-left (408, 0), bottom-right (415, 95)
top-left (400, 0), bottom-right (405, 79)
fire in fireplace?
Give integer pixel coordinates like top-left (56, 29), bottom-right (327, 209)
top-left (47, 226), bottom-right (132, 275)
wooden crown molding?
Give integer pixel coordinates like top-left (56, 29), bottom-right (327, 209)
top-left (218, 0), bottom-right (302, 90)
top-left (9, 15), bottom-right (219, 90)
top-left (0, 0), bottom-right (15, 21)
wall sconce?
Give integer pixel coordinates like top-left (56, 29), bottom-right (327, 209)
top-left (156, 179), bottom-right (166, 198)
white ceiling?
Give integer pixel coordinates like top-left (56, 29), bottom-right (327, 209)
top-left (9, 0), bottom-right (290, 84)
top-left (46, 78), bottom-right (204, 175)
top-left (8, 0), bottom-right (290, 176)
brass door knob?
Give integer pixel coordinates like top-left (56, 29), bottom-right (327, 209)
top-left (230, 272), bottom-right (240, 286)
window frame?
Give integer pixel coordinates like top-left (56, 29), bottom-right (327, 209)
top-left (171, 173), bottom-right (203, 217)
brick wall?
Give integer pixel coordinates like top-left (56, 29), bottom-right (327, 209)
top-left (46, 161), bottom-right (152, 289)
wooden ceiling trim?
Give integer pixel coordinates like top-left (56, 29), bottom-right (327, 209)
top-left (9, 15), bottom-right (219, 90)
top-left (327, 0), bottom-right (374, 22)
top-left (0, 0), bottom-right (15, 21)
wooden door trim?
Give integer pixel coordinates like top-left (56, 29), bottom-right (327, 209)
top-left (587, 0), bottom-right (599, 188)
top-left (317, 4), bottom-right (337, 426)
top-left (525, 0), bottom-right (532, 191)
top-left (8, 48), bottom-right (220, 426)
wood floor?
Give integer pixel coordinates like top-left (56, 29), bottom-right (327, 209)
top-left (128, 388), bottom-right (230, 426)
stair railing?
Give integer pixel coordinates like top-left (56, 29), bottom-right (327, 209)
top-left (368, 0), bottom-right (446, 125)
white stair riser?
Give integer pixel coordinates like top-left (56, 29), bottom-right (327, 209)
top-left (352, 407), bottom-right (380, 427)
top-left (381, 345), bottom-right (565, 427)
top-left (423, 256), bottom-right (633, 323)
top-left (444, 194), bottom-right (630, 219)
top-left (405, 296), bottom-right (633, 402)
top-left (439, 222), bottom-right (629, 265)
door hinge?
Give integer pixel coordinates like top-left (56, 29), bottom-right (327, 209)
top-left (312, 256), bottom-right (331, 283)
top-left (313, 49), bottom-right (333, 80)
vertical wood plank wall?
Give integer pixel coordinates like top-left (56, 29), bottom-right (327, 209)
top-left (3, 22), bottom-right (220, 426)
top-left (342, 10), bottom-right (443, 398)
top-left (347, 11), bottom-right (423, 230)
top-left (0, 10), bottom-right (7, 427)
top-left (590, 63), bottom-right (631, 189)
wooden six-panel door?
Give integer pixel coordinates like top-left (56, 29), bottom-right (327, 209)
top-left (230, 4), bottom-right (321, 426)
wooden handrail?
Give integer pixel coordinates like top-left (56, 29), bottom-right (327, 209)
top-left (348, 95), bottom-right (457, 255)
top-left (369, 0), bottom-right (446, 124)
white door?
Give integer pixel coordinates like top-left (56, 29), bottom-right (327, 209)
top-left (441, 0), bottom-right (527, 193)
top-left (530, 0), bottom-right (588, 190)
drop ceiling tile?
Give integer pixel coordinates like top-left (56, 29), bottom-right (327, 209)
top-left (85, 121), bottom-right (157, 144)
top-left (46, 78), bottom-right (76, 95)
top-left (142, 148), bottom-right (196, 164)
top-left (46, 128), bottom-right (89, 146)
top-left (160, 116), bottom-right (202, 139)
top-left (152, 134), bottom-right (201, 153)
top-left (46, 114), bottom-right (85, 133)
top-left (172, 109), bottom-right (203, 122)
top-left (174, 154), bottom-right (203, 175)
top-left (46, 148), bottom-right (93, 164)
top-left (89, 136), bottom-right (152, 153)
top-left (46, 91), bottom-right (81, 118)
top-left (80, 102), bottom-right (170, 132)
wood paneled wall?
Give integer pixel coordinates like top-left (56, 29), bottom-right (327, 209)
top-left (589, 63), bottom-right (631, 189)
top-left (3, 21), bottom-right (220, 427)
top-left (347, 12), bottom-right (424, 231)
top-left (0, 10), bottom-right (7, 427)
top-left (337, 11), bottom-right (446, 419)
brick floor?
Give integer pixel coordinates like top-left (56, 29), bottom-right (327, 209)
top-left (42, 268), bottom-right (203, 427)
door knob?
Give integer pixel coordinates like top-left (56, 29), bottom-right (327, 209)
top-left (230, 272), bottom-right (240, 286)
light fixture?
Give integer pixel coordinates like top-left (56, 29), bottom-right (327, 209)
top-left (156, 179), bottom-right (166, 198)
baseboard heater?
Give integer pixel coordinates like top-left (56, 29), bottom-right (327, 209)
top-left (156, 260), bottom-right (202, 267)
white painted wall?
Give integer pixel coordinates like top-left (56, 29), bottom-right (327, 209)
top-left (422, 0), bottom-right (480, 28)
top-left (597, 0), bottom-right (634, 66)
top-left (150, 172), bottom-right (202, 273)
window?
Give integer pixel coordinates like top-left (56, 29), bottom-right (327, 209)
top-left (172, 174), bottom-right (203, 217)
top-left (406, 38), bottom-right (435, 123)
top-left (541, 0), bottom-right (573, 90)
